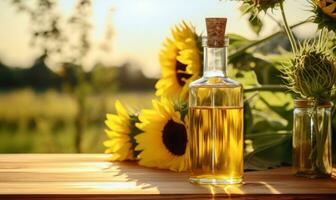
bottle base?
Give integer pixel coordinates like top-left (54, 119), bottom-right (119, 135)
top-left (189, 176), bottom-right (242, 185)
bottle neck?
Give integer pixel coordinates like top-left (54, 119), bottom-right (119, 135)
top-left (203, 46), bottom-right (227, 77)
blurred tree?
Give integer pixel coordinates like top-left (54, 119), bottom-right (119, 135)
top-left (10, 0), bottom-right (66, 58)
top-left (0, 62), bottom-right (14, 88)
top-left (28, 52), bottom-right (62, 89)
top-left (9, 0), bottom-right (115, 152)
top-left (65, 0), bottom-right (92, 153)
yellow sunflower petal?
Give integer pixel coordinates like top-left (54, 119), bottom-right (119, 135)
top-left (105, 114), bottom-right (129, 128)
top-left (105, 119), bottom-right (130, 133)
top-left (155, 21), bottom-right (201, 99)
top-left (115, 100), bottom-right (129, 119)
top-left (105, 130), bottom-right (127, 138)
top-left (104, 138), bottom-right (128, 150)
top-left (135, 98), bottom-right (189, 172)
top-left (104, 100), bottom-right (135, 161)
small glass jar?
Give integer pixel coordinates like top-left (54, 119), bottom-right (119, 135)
top-left (292, 99), bottom-right (333, 178)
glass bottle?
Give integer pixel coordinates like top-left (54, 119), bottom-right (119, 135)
top-left (293, 99), bottom-right (333, 178)
top-left (188, 18), bottom-right (244, 184)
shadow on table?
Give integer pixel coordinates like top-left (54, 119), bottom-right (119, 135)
top-left (100, 161), bottom-right (289, 196)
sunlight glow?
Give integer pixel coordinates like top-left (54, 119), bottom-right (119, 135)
top-left (70, 181), bottom-right (157, 192)
top-left (0, 0), bottom-right (314, 78)
top-left (205, 184), bottom-right (244, 196)
top-left (131, 0), bottom-right (157, 17)
top-left (260, 181), bottom-right (281, 194)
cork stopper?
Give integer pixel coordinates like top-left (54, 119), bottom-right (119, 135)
top-left (206, 18), bottom-right (227, 48)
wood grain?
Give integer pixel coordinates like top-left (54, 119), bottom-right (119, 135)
top-left (0, 154), bottom-right (335, 200)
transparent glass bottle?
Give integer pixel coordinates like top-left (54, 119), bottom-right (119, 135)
top-left (293, 99), bottom-right (333, 178)
top-left (188, 18), bottom-right (244, 184)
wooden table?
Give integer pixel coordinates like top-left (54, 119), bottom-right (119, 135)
top-left (0, 154), bottom-right (335, 199)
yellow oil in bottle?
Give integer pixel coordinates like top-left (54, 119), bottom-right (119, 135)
top-left (189, 18), bottom-right (244, 184)
top-left (189, 85), bottom-right (243, 184)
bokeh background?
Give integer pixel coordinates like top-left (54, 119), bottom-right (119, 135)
top-left (0, 0), bottom-right (316, 153)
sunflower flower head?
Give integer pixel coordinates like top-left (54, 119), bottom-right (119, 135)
top-left (310, 0), bottom-right (336, 32)
top-left (135, 98), bottom-right (189, 172)
top-left (104, 100), bottom-right (141, 161)
top-left (282, 29), bottom-right (336, 102)
top-left (155, 21), bottom-right (201, 100)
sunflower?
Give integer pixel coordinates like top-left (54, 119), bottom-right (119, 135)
top-left (282, 29), bottom-right (336, 101)
top-left (155, 21), bottom-right (201, 100)
top-left (135, 98), bottom-right (189, 172)
top-left (311, 0), bottom-right (336, 32)
top-left (104, 100), bottom-right (141, 161)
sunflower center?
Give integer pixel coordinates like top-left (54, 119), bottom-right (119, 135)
top-left (176, 61), bottom-right (192, 87)
top-left (162, 119), bottom-right (187, 156)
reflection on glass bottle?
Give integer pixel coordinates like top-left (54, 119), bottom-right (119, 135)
top-left (189, 18), bottom-right (244, 184)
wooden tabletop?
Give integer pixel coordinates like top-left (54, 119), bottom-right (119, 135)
top-left (0, 154), bottom-right (335, 199)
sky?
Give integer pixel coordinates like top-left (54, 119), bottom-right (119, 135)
top-left (0, 0), bottom-right (316, 78)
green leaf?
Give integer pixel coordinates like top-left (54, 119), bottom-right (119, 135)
top-left (258, 92), bottom-right (294, 129)
top-left (227, 33), bottom-right (253, 51)
top-left (251, 110), bottom-right (287, 132)
top-left (253, 53), bottom-right (293, 71)
top-left (230, 69), bottom-right (260, 87)
top-left (248, 14), bottom-right (263, 35)
top-left (244, 130), bottom-right (292, 170)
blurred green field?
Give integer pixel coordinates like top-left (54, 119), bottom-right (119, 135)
top-left (0, 89), bottom-right (154, 153)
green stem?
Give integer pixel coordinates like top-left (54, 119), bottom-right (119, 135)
top-left (244, 85), bottom-right (287, 93)
top-left (279, 2), bottom-right (298, 54)
top-left (309, 100), bottom-right (329, 175)
top-left (229, 21), bottom-right (306, 61)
